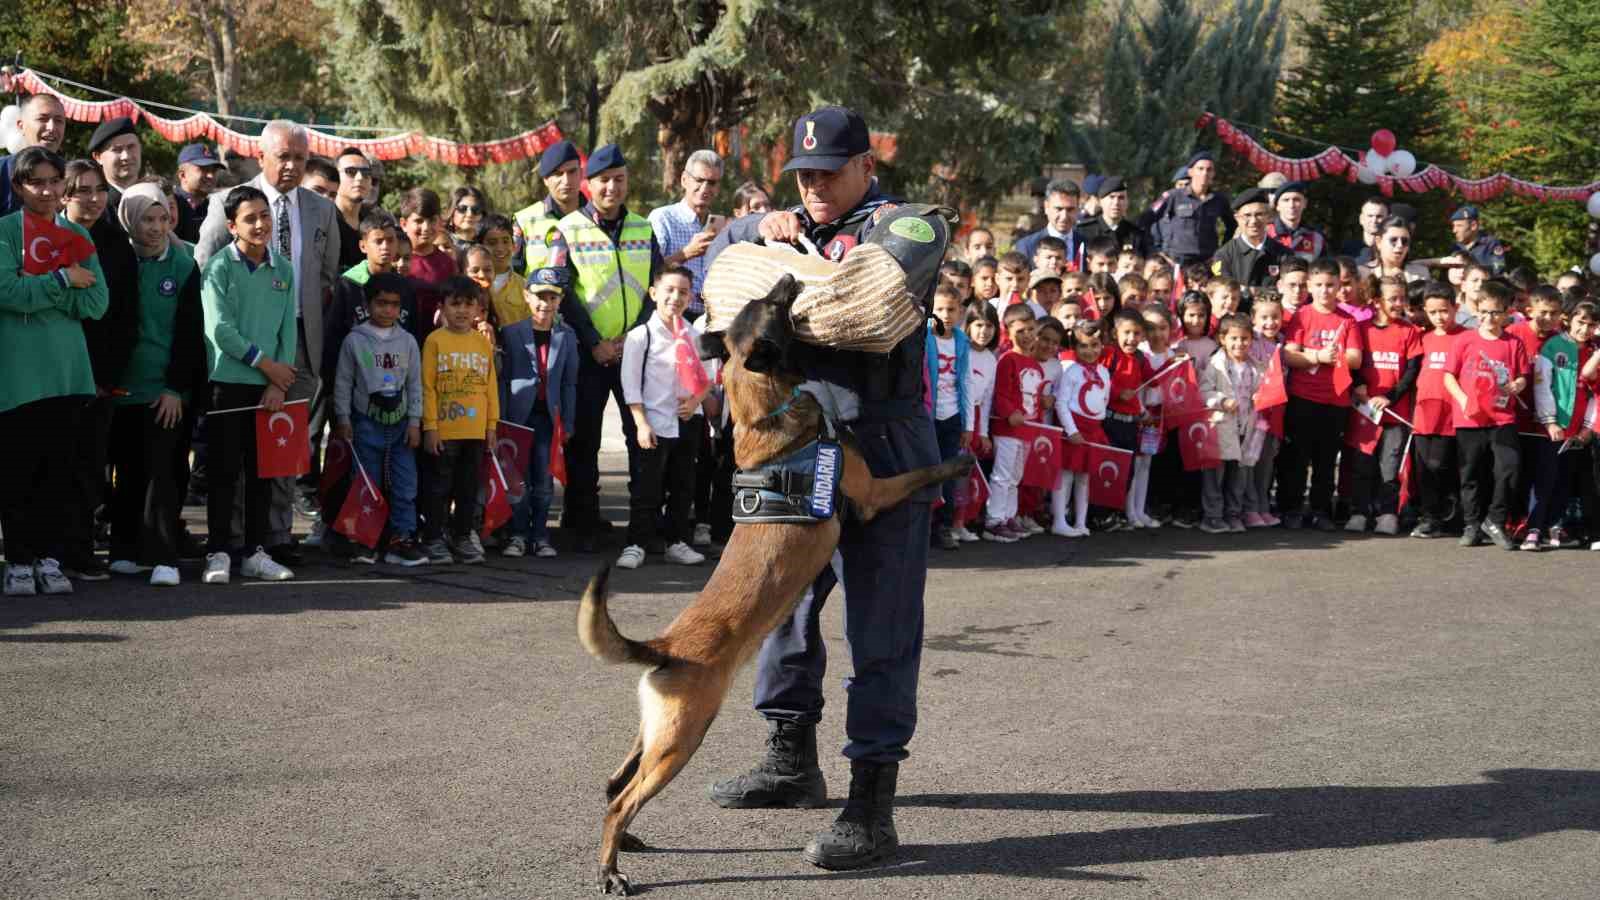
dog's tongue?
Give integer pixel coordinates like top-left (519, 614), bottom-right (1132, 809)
top-left (866, 205), bottom-right (958, 307)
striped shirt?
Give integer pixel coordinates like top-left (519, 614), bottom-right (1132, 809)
top-left (647, 200), bottom-right (707, 312)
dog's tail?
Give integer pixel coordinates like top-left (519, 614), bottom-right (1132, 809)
top-left (577, 565), bottom-right (673, 668)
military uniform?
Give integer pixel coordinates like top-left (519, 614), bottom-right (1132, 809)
top-left (1075, 216), bottom-right (1147, 258)
top-left (1151, 187), bottom-right (1234, 264)
top-left (1212, 234), bottom-right (1290, 292)
top-left (1455, 233), bottom-right (1509, 276)
top-left (1267, 218), bottom-right (1328, 261)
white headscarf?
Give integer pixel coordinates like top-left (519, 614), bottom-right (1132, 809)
top-left (118, 182), bottom-right (170, 256)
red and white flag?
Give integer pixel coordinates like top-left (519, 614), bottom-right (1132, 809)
top-left (959, 464), bottom-right (989, 523)
top-left (1462, 370), bottom-right (1503, 424)
top-left (1254, 348), bottom-right (1289, 410)
top-left (319, 438), bottom-right (352, 510)
top-left (494, 421), bottom-right (535, 502)
top-left (1345, 406), bottom-right (1383, 455)
top-left (21, 211), bottom-right (94, 276)
top-left (1330, 323), bottom-right (1355, 399)
top-left (333, 455), bottom-right (387, 549)
top-left (1161, 360), bottom-right (1208, 427)
top-left (1178, 417), bottom-right (1223, 471)
top-left (1017, 423), bottom-right (1061, 490)
top-left (550, 416), bottom-right (568, 485)
top-left (674, 319), bottom-right (711, 397)
top-left (1396, 433), bottom-right (1416, 514)
top-left (1085, 442), bottom-right (1133, 508)
top-left (255, 403), bottom-right (310, 478)
top-left (481, 452), bottom-right (513, 539)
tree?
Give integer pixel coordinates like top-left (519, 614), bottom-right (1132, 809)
top-left (321, 0), bottom-right (1086, 216)
top-left (1275, 0), bottom-right (1455, 254)
top-left (1068, 0), bottom-right (1286, 199)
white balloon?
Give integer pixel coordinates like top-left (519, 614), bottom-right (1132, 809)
top-left (1388, 149), bottom-right (1417, 177)
top-left (1357, 164), bottom-right (1379, 185)
top-left (0, 104), bottom-right (21, 156)
top-left (1586, 193), bottom-right (1600, 219)
top-left (0, 104), bottom-right (19, 134)
top-left (1590, 252), bottom-right (1600, 276)
top-left (3, 133), bottom-right (24, 156)
top-left (1364, 150), bottom-right (1391, 176)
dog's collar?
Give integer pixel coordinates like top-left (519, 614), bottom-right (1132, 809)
top-left (754, 386), bottom-right (805, 424)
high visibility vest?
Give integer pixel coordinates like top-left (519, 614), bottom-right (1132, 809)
top-left (558, 210), bottom-right (652, 340)
top-left (515, 200), bottom-right (565, 272)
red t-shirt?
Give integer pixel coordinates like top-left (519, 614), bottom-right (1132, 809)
top-left (1446, 330), bottom-right (1531, 429)
top-left (1506, 321), bottom-right (1554, 432)
top-left (1103, 346), bottom-right (1152, 416)
top-left (409, 248), bottom-right (459, 335)
top-left (1358, 319), bottom-right (1422, 419)
top-left (1285, 304), bottom-right (1362, 405)
top-left (1415, 328), bottom-right (1463, 436)
top-left (990, 350), bottom-right (1047, 439)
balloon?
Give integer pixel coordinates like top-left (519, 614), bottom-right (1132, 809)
top-left (1357, 164), bottom-right (1379, 185)
top-left (0, 105), bottom-right (21, 156)
top-left (1590, 253), bottom-right (1600, 276)
top-left (1371, 129), bottom-right (1398, 157)
top-left (1363, 150), bottom-right (1390, 177)
top-left (1388, 149), bottom-right (1417, 177)
top-left (1587, 193), bottom-right (1600, 219)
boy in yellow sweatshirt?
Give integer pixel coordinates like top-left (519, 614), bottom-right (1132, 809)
top-left (421, 276), bottom-right (498, 563)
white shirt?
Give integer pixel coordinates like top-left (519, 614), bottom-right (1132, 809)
top-left (1055, 359), bottom-right (1111, 434)
top-left (968, 348), bottom-right (997, 436)
top-left (621, 315), bottom-right (711, 439)
top-left (258, 178), bottom-right (303, 315)
top-left (933, 336), bottom-right (959, 421)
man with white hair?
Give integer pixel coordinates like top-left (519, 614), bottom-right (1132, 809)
top-left (196, 120), bottom-right (341, 563)
top-left (649, 149), bottom-right (724, 320)
top-left (0, 93), bottom-right (68, 214)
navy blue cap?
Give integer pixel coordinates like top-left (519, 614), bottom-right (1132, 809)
top-left (1186, 150), bottom-right (1215, 169)
top-left (1450, 205), bottom-right (1480, 222)
top-left (1095, 175), bottom-right (1126, 197)
top-left (1171, 165), bottom-right (1191, 183)
top-left (1082, 174), bottom-right (1103, 197)
top-left (87, 116), bottom-right (136, 154)
top-left (526, 266), bottom-right (570, 292)
top-left (177, 143), bottom-right (222, 167)
top-left (1232, 187), bottom-right (1271, 211)
top-left (781, 106), bottom-right (871, 173)
top-left (539, 140), bottom-right (582, 178)
top-left (1273, 180), bottom-right (1309, 201)
top-left (585, 143), bottom-right (626, 177)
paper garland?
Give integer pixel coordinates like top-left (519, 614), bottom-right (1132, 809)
top-left (6, 68), bottom-right (563, 167)
top-left (1198, 113), bottom-right (1597, 205)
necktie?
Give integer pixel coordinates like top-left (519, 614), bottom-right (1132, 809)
top-left (275, 194), bottom-right (292, 260)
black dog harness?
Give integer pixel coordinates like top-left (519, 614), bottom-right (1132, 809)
top-left (731, 413), bottom-right (845, 525)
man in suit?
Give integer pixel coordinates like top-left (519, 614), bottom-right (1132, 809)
top-left (196, 121), bottom-right (341, 562)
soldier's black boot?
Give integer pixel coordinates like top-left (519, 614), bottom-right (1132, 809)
top-left (802, 760), bottom-right (900, 870)
top-left (708, 720), bottom-right (828, 809)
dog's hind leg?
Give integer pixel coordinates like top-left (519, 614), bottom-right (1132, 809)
top-left (606, 731), bottom-right (643, 801)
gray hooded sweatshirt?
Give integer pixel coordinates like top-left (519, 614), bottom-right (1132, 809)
top-left (334, 321), bottom-right (423, 426)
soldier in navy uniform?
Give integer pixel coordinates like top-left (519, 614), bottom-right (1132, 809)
top-left (1450, 205), bottom-right (1509, 276)
top-left (1264, 181), bottom-right (1328, 261)
top-left (1075, 176), bottom-right (1148, 258)
top-left (1151, 151), bottom-right (1234, 265)
top-left (1211, 187), bottom-right (1289, 294)
top-left (702, 106), bottom-right (941, 872)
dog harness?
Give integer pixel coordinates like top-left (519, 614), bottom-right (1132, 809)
top-left (730, 416), bottom-right (845, 525)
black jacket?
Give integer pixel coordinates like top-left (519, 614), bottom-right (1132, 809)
top-left (1212, 234), bottom-right (1291, 292)
top-left (80, 215), bottom-right (142, 390)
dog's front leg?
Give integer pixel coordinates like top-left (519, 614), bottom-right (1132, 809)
top-left (842, 450), bottom-right (975, 521)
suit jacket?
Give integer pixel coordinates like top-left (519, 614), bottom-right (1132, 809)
top-left (194, 175), bottom-right (341, 376)
top-left (499, 318), bottom-right (578, 434)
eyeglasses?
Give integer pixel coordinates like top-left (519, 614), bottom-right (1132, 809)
top-left (685, 173), bottom-right (720, 189)
top-left (342, 166), bottom-right (372, 178)
top-left (456, 204), bottom-right (484, 215)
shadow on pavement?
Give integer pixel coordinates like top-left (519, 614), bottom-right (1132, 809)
top-left (0, 632), bottom-right (127, 643)
top-left (641, 768), bottom-right (1598, 891)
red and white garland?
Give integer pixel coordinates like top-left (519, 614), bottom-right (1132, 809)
top-left (5, 68), bottom-right (563, 167)
top-left (1199, 113), bottom-right (1598, 205)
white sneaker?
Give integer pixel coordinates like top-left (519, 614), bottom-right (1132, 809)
top-left (533, 540), bottom-right (558, 558)
top-left (34, 558), bottom-right (73, 595)
top-left (692, 523), bottom-right (713, 548)
top-left (4, 563), bottom-right (36, 596)
top-left (149, 565), bottom-right (180, 587)
top-left (303, 521), bottom-right (326, 548)
top-left (616, 544), bottom-right (645, 569)
top-left (1050, 521), bottom-right (1075, 537)
top-left (1069, 524), bottom-right (1091, 537)
top-left (664, 542), bottom-right (705, 565)
top-left (1020, 517), bottom-right (1044, 535)
top-left (502, 536), bottom-right (527, 558)
top-left (1138, 513), bottom-right (1162, 529)
top-left (241, 546), bottom-right (293, 581)
top-left (456, 532), bottom-right (486, 564)
top-left (1345, 514), bottom-right (1368, 533)
top-left (1374, 514), bottom-right (1400, 536)
top-left (109, 559), bottom-right (151, 576)
top-left (953, 526), bottom-right (980, 542)
top-left (202, 552), bottom-right (231, 584)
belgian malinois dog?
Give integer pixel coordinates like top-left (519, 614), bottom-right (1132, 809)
top-left (578, 276), bottom-right (973, 894)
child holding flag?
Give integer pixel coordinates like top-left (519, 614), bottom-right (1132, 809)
top-left (1410, 283), bottom-right (1464, 539)
top-left (1053, 319), bottom-right (1111, 536)
top-left (198, 185), bottom-right (298, 584)
top-left (1198, 314), bottom-right (1263, 534)
top-left (1280, 258), bottom-right (1363, 531)
top-left (985, 313), bottom-right (1046, 542)
top-left (617, 266), bottom-right (712, 570)
top-left (1527, 299), bottom-right (1599, 550)
top-left (420, 276), bottom-right (499, 564)
top-left (498, 267), bottom-right (578, 559)
top-left (1346, 276), bottom-right (1422, 535)
top-left (1245, 295), bottom-right (1287, 527)
top-left (1443, 282), bottom-right (1529, 550)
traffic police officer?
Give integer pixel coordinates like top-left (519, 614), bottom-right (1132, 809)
top-left (1211, 187), bottom-right (1289, 293)
top-left (1450, 205), bottom-right (1509, 275)
top-left (704, 106), bottom-right (940, 872)
top-left (1265, 181), bottom-right (1328, 261)
top-left (546, 143), bottom-right (661, 552)
top-left (1151, 150), bottom-right (1234, 265)
top-left (511, 140), bottom-right (584, 274)
top-left (1075, 175), bottom-right (1148, 258)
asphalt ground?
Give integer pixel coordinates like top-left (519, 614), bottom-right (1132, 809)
top-left (4, 446), bottom-right (1600, 899)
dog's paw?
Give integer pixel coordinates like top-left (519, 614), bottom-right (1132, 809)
top-left (619, 831), bottom-right (650, 852)
top-left (598, 869), bottom-right (633, 895)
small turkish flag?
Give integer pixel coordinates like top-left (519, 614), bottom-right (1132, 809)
top-left (319, 438), bottom-right (352, 510)
top-left (550, 416), bottom-right (568, 485)
top-left (1179, 417), bottom-right (1223, 471)
top-left (1396, 435), bottom-right (1416, 514)
top-left (495, 421), bottom-right (535, 501)
top-left (959, 464), bottom-right (989, 523)
top-left (1345, 407), bottom-right (1383, 454)
top-left (1018, 423), bottom-right (1061, 490)
top-left (1254, 349), bottom-right (1289, 411)
top-left (1086, 442), bottom-right (1133, 508)
top-left (674, 319), bottom-right (711, 397)
top-left (334, 468), bottom-right (388, 549)
top-left (1161, 360), bottom-right (1208, 427)
top-left (1330, 324), bottom-right (1355, 399)
top-left (21, 211), bottom-right (94, 276)
top-left (1462, 371), bottom-right (1502, 423)
top-left (481, 453), bottom-right (513, 539)
top-left (1170, 264), bottom-right (1185, 311)
top-left (255, 403), bottom-right (310, 478)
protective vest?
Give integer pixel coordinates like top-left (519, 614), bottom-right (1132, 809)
top-left (557, 210), bottom-right (652, 341)
top-left (515, 201), bottom-right (565, 272)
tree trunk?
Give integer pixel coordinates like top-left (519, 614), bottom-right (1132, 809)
top-left (191, 0), bottom-right (240, 119)
top-left (649, 85), bottom-right (710, 194)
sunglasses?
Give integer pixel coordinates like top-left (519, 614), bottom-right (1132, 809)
top-left (342, 166), bottom-right (373, 178)
top-left (456, 204), bottom-right (484, 215)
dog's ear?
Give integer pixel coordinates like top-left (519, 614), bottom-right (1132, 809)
top-left (766, 274), bottom-right (801, 311)
top-left (697, 331), bottom-right (729, 362)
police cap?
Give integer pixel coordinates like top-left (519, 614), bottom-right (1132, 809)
top-left (1096, 176), bottom-right (1126, 197)
top-left (1273, 181), bottom-right (1309, 203)
top-left (1232, 187), bottom-right (1271, 212)
top-left (781, 106), bottom-right (870, 173)
top-left (540, 140), bottom-right (582, 178)
top-left (585, 144), bottom-right (626, 177)
top-left (177, 143), bottom-right (222, 168)
top-left (1450, 205), bottom-right (1480, 222)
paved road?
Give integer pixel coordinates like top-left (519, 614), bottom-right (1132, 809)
top-left (4, 452), bottom-right (1599, 898)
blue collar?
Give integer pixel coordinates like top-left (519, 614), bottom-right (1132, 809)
top-left (755, 386), bottom-right (804, 424)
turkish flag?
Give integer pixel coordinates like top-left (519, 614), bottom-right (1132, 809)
top-left (333, 469), bottom-right (388, 549)
top-left (494, 421), bottom-right (535, 502)
top-left (1017, 423), bottom-right (1061, 489)
top-left (1345, 407), bottom-right (1383, 454)
top-left (319, 438), bottom-right (352, 510)
top-left (959, 464), bottom-right (989, 523)
top-left (255, 403), bottom-right (310, 478)
top-left (1396, 435), bottom-right (1416, 513)
top-left (481, 453), bottom-right (513, 539)
top-left (1254, 349), bottom-right (1289, 411)
top-left (674, 319), bottom-right (711, 397)
top-left (1330, 324), bottom-right (1354, 398)
top-left (21, 212), bottom-right (94, 275)
top-left (1179, 417), bottom-right (1223, 471)
top-left (1086, 442), bottom-right (1133, 508)
top-left (1170, 264), bottom-right (1185, 312)
top-left (1162, 360), bottom-right (1208, 427)
top-left (550, 416), bottom-right (568, 485)
top-left (1462, 372), bottom-right (1502, 423)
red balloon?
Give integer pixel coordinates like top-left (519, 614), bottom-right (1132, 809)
top-left (1371, 129), bottom-right (1398, 157)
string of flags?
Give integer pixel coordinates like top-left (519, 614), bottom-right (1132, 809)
top-left (2, 68), bottom-right (564, 167)
top-left (1197, 113), bottom-right (1598, 205)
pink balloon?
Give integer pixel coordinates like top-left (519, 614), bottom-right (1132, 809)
top-left (1371, 129), bottom-right (1398, 157)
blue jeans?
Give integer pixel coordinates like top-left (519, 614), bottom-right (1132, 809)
top-left (512, 408), bottom-right (556, 542)
top-left (933, 413), bottom-right (964, 527)
top-left (352, 412), bottom-right (419, 536)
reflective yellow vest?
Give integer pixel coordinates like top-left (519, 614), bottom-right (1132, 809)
top-left (557, 210), bottom-right (652, 340)
top-left (514, 200), bottom-right (566, 272)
